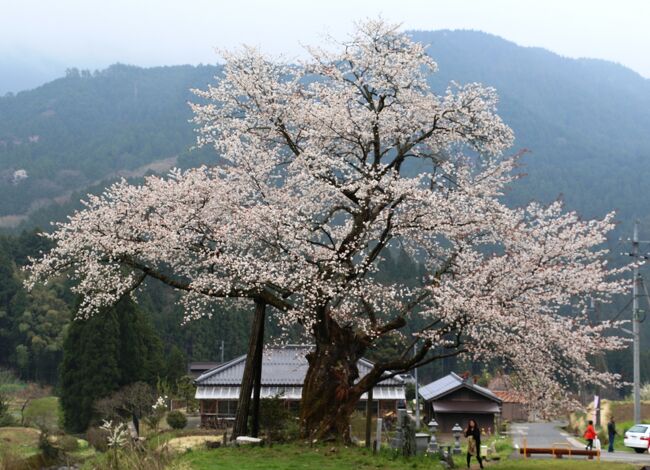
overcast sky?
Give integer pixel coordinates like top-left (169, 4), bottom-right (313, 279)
top-left (2, 0), bottom-right (649, 77)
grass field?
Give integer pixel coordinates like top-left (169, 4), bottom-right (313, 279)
top-left (0, 427), bottom-right (40, 457)
top-left (171, 444), bottom-right (637, 470)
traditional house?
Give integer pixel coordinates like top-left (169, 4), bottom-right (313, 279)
top-left (488, 374), bottom-right (529, 422)
top-left (492, 391), bottom-right (528, 422)
top-left (195, 345), bottom-right (406, 428)
top-left (419, 372), bottom-right (502, 433)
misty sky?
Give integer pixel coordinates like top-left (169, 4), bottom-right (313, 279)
top-left (2, 0), bottom-right (650, 78)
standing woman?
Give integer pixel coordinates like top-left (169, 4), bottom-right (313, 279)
top-left (465, 419), bottom-right (484, 469)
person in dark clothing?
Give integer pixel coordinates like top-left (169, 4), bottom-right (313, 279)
top-left (464, 419), bottom-right (484, 469)
top-left (607, 416), bottom-right (618, 452)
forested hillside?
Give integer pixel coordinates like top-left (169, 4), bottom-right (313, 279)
top-left (1, 30), bottom-right (649, 392)
top-left (2, 32), bottom-right (650, 231)
top-left (414, 30), bottom-right (650, 229)
top-left (0, 64), bottom-right (218, 221)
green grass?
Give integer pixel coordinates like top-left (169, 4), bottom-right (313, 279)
top-left (172, 444), bottom-right (637, 470)
top-left (22, 396), bottom-right (61, 430)
top-left (174, 445), bottom-right (445, 469)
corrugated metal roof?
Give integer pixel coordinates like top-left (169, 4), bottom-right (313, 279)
top-left (419, 372), bottom-right (502, 403)
top-left (195, 345), bottom-right (403, 387)
top-left (196, 385), bottom-right (405, 401)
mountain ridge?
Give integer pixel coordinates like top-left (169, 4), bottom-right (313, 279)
top-left (0, 30), bottom-right (649, 235)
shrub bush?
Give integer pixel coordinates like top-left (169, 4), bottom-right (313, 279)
top-left (258, 395), bottom-right (293, 442)
top-left (0, 394), bottom-right (14, 427)
top-left (86, 426), bottom-right (109, 452)
top-left (166, 410), bottom-right (187, 430)
top-left (56, 434), bottom-right (80, 452)
top-left (38, 430), bottom-right (60, 462)
top-left (597, 427), bottom-right (608, 445)
top-left (280, 419), bottom-right (301, 442)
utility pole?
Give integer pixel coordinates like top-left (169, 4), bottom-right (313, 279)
top-left (624, 221), bottom-right (647, 424)
top-left (632, 221), bottom-right (641, 424)
top-left (220, 340), bottom-right (225, 363)
top-left (414, 344), bottom-right (420, 429)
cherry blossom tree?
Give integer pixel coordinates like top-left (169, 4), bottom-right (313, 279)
top-left (28, 20), bottom-right (628, 440)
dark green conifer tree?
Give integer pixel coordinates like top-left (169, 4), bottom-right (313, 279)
top-left (60, 296), bottom-right (163, 432)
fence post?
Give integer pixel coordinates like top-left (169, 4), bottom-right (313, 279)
top-left (375, 418), bottom-right (383, 452)
top-left (523, 437), bottom-right (527, 459)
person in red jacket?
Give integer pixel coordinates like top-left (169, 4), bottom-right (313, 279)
top-left (584, 420), bottom-right (597, 450)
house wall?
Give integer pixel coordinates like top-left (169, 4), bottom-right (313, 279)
top-left (444, 388), bottom-right (488, 402)
top-left (433, 412), bottom-right (496, 434)
top-left (501, 402), bottom-right (528, 422)
top-left (423, 387), bottom-right (501, 433)
top-left (199, 398), bottom-right (399, 428)
top-left (199, 399), bottom-right (242, 428)
top-left (354, 399), bottom-right (399, 416)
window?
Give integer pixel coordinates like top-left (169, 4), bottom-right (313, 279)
top-left (628, 425), bottom-right (649, 434)
top-left (217, 400), bottom-right (238, 416)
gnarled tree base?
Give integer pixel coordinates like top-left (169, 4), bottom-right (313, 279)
top-left (300, 318), bottom-right (366, 442)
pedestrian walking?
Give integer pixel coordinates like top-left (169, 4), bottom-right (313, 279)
top-left (607, 416), bottom-right (618, 452)
top-left (584, 420), bottom-right (597, 451)
top-left (465, 418), bottom-right (484, 469)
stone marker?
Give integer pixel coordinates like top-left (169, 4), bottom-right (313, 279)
top-left (375, 418), bottom-right (383, 452)
top-left (235, 436), bottom-right (263, 446)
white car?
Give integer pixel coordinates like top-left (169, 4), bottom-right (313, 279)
top-left (624, 424), bottom-right (650, 453)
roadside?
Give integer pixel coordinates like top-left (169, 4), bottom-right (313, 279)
top-left (511, 421), bottom-right (650, 466)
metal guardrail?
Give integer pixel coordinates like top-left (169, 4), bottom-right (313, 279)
top-left (520, 441), bottom-right (601, 462)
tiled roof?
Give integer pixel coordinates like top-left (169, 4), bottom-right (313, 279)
top-left (419, 372), bottom-right (502, 403)
top-left (493, 390), bottom-right (527, 404)
top-left (195, 345), bottom-right (404, 387)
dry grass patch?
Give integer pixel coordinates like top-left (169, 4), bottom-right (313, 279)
top-left (0, 427), bottom-right (40, 456)
top-left (162, 434), bottom-right (223, 452)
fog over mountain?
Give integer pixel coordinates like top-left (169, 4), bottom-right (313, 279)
top-left (0, 52), bottom-right (68, 96)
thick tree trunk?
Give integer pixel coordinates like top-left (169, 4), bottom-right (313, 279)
top-left (232, 300), bottom-right (266, 439)
top-left (300, 315), bottom-right (366, 442)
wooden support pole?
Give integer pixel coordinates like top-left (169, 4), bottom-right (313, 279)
top-left (232, 299), bottom-right (266, 439)
top-left (251, 300), bottom-right (266, 437)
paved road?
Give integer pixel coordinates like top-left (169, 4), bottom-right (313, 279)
top-left (511, 421), bottom-right (650, 466)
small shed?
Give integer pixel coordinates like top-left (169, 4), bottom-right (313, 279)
top-left (488, 373), bottom-right (529, 422)
top-left (419, 372), bottom-right (502, 433)
top-left (493, 391), bottom-right (528, 422)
